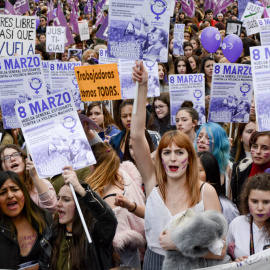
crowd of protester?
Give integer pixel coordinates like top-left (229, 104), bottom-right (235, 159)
top-left (1, 0), bottom-right (270, 269)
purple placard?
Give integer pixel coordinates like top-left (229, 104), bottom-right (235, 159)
top-left (4, 1), bottom-right (16, 15)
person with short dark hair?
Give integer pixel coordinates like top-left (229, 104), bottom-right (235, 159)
top-left (37, 16), bottom-right (47, 34)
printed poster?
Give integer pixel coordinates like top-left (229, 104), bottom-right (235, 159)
top-left (0, 55), bottom-right (47, 129)
top-left (257, 18), bottom-right (270, 46)
top-left (250, 46), bottom-right (270, 131)
top-left (0, 15), bottom-right (35, 56)
top-left (99, 49), bottom-right (119, 65)
top-left (108, 0), bottom-right (170, 62)
top-left (119, 59), bottom-right (160, 99)
top-left (15, 90), bottom-right (96, 178)
top-left (200, 247), bottom-right (270, 269)
top-left (48, 61), bottom-right (84, 110)
top-left (173, 24), bottom-right (185, 56)
top-left (169, 74), bottom-right (205, 125)
top-left (208, 63), bottom-right (253, 123)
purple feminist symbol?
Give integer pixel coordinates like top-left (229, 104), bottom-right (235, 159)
top-left (28, 77), bottom-right (42, 94)
top-left (240, 83), bottom-right (251, 96)
top-left (62, 116), bottom-right (76, 133)
top-left (193, 90), bottom-right (202, 101)
top-left (72, 77), bottom-right (78, 88)
top-left (150, 0), bottom-right (167, 21)
top-left (145, 61), bottom-right (156, 71)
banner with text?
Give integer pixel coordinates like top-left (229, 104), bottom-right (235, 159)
top-left (75, 63), bottom-right (121, 101)
top-left (0, 55), bottom-right (47, 129)
top-left (169, 74), bottom-right (205, 125)
top-left (15, 90), bottom-right (96, 178)
top-left (208, 63), bottom-right (253, 123)
top-left (0, 15), bottom-right (35, 56)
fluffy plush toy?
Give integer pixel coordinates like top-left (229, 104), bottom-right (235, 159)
top-left (162, 210), bottom-right (228, 270)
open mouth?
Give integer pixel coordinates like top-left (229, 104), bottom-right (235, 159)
top-left (11, 163), bottom-right (19, 169)
top-left (7, 201), bottom-right (18, 209)
top-left (58, 210), bottom-right (66, 219)
top-left (169, 166), bottom-right (179, 172)
top-left (198, 145), bottom-right (206, 151)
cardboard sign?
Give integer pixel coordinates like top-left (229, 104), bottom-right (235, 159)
top-left (0, 14), bottom-right (35, 56)
top-left (75, 63), bottom-right (121, 101)
top-left (46, 26), bottom-right (66, 53)
top-left (78, 20), bottom-right (90, 41)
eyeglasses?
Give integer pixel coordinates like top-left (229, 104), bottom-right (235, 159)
top-left (154, 105), bottom-right (167, 110)
top-left (1, 152), bottom-right (22, 162)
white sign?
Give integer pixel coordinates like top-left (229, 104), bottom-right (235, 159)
top-left (47, 62), bottom-right (84, 110)
top-left (46, 26), bottom-right (66, 53)
top-left (241, 2), bottom-right (264, 22)
top-left (173, 24), bottom-right (185, 56)
top-left (200, 248), bottom-right (270, 270)
top-left (169, 74), bottom-right (205, 125)
top-left (99, 49), bottom-right (119, 65)
top-left (0, 15), bottom-right (36, 56)
top-left (15, 90), bottom-right (96, 178)
top-left (257, 18), bottom-right (270, 46)
top-left (250, 45), bottom-right (270, 131)
top-left (0, 55), bottom-right (47, 129)
top-left (208, 63), bottom-right (253, 123)
top-left (78, 20), bottom-right (90, 41)
top-left (244, 14), bottom-right (260, 36)
top-left (119, 59), bottom-right (160, 99)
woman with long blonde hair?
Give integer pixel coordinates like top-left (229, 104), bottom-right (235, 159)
top-left (131, 61), bottom-right (226, 270)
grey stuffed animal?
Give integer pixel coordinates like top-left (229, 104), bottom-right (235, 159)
top-left (162, 210), bottom-right (228, 270)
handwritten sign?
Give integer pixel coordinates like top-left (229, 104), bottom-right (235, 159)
top-left (0, 14), bottom-right (35, 56)
top-left (46, 26), bottom-right (66, 53)
top-left (78, 20), bottom-right (90, 41)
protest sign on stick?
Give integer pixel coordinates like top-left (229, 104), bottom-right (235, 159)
top-left (173, 24), bottom-right (185, 56)
top-left (75, 63), bottom-right (121, 101)
top-left (250, 45), bottom-right (270, 131)
top-left (15, 89), bottom-right (96, 178)
top-left (257, 18), bottom-right (270, 45)
top-left (119, 60), bottom-right (160, 99)
top-left (241, 2), bottom-right (264, 22)
top-left (244, 13), bottom-right (260, 36)
top-left (46, 26), bottom-right (66, 53)
top-left (169, 74), bottom-right (205, 125)
top-left (78, 20), bottom-right (90, 41)
top-left (0, 55), bottom-right (47, 129)
top-left (208, 63), bottom-right (253, 123)
top-left (47, 61), bottom-right (83, 110)
top-left (0, 14), bottom-right (35, 56)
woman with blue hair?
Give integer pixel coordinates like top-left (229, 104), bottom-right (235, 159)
top-left (195, 122), bottom-right (232, 197)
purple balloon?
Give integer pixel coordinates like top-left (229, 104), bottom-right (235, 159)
top-left (36, 17), bottom-right (40, 29)
top-left (200, 27), bottom-right (221, 53)
top-left (222, 34), bottom-right (243, 63)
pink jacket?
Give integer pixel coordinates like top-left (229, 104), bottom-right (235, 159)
top-left (29, 178), bottom-right (57, 214)
top-left (113, 161), bottom-right (146, 252)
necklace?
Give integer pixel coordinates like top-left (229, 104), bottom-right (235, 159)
top-left (166, 185), bottom-right (182, 207)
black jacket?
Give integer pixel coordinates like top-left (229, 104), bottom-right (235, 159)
top-left (0, 211), bottom-right (53, 269)
top-left (39, 184), bottom-right (118, 270)
top-left (231, 158), bottom-right (253, 206)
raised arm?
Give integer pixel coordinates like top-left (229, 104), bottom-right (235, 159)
top-left (131, 61), bottom-right (157, 197)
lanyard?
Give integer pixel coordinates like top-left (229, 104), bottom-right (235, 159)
top-left (250, 216), bottom-right (255, 255)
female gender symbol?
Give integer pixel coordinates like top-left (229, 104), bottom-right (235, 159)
top-left (193, 90), bottom-right (203, 101)
top-left (61, 116), bottom-right (76, 133)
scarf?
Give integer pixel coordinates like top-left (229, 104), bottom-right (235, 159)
top-left (249, 161), bottom-right (270, 178)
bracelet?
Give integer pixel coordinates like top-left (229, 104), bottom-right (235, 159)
top-left (129, 202), bottom-right (137, 212)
